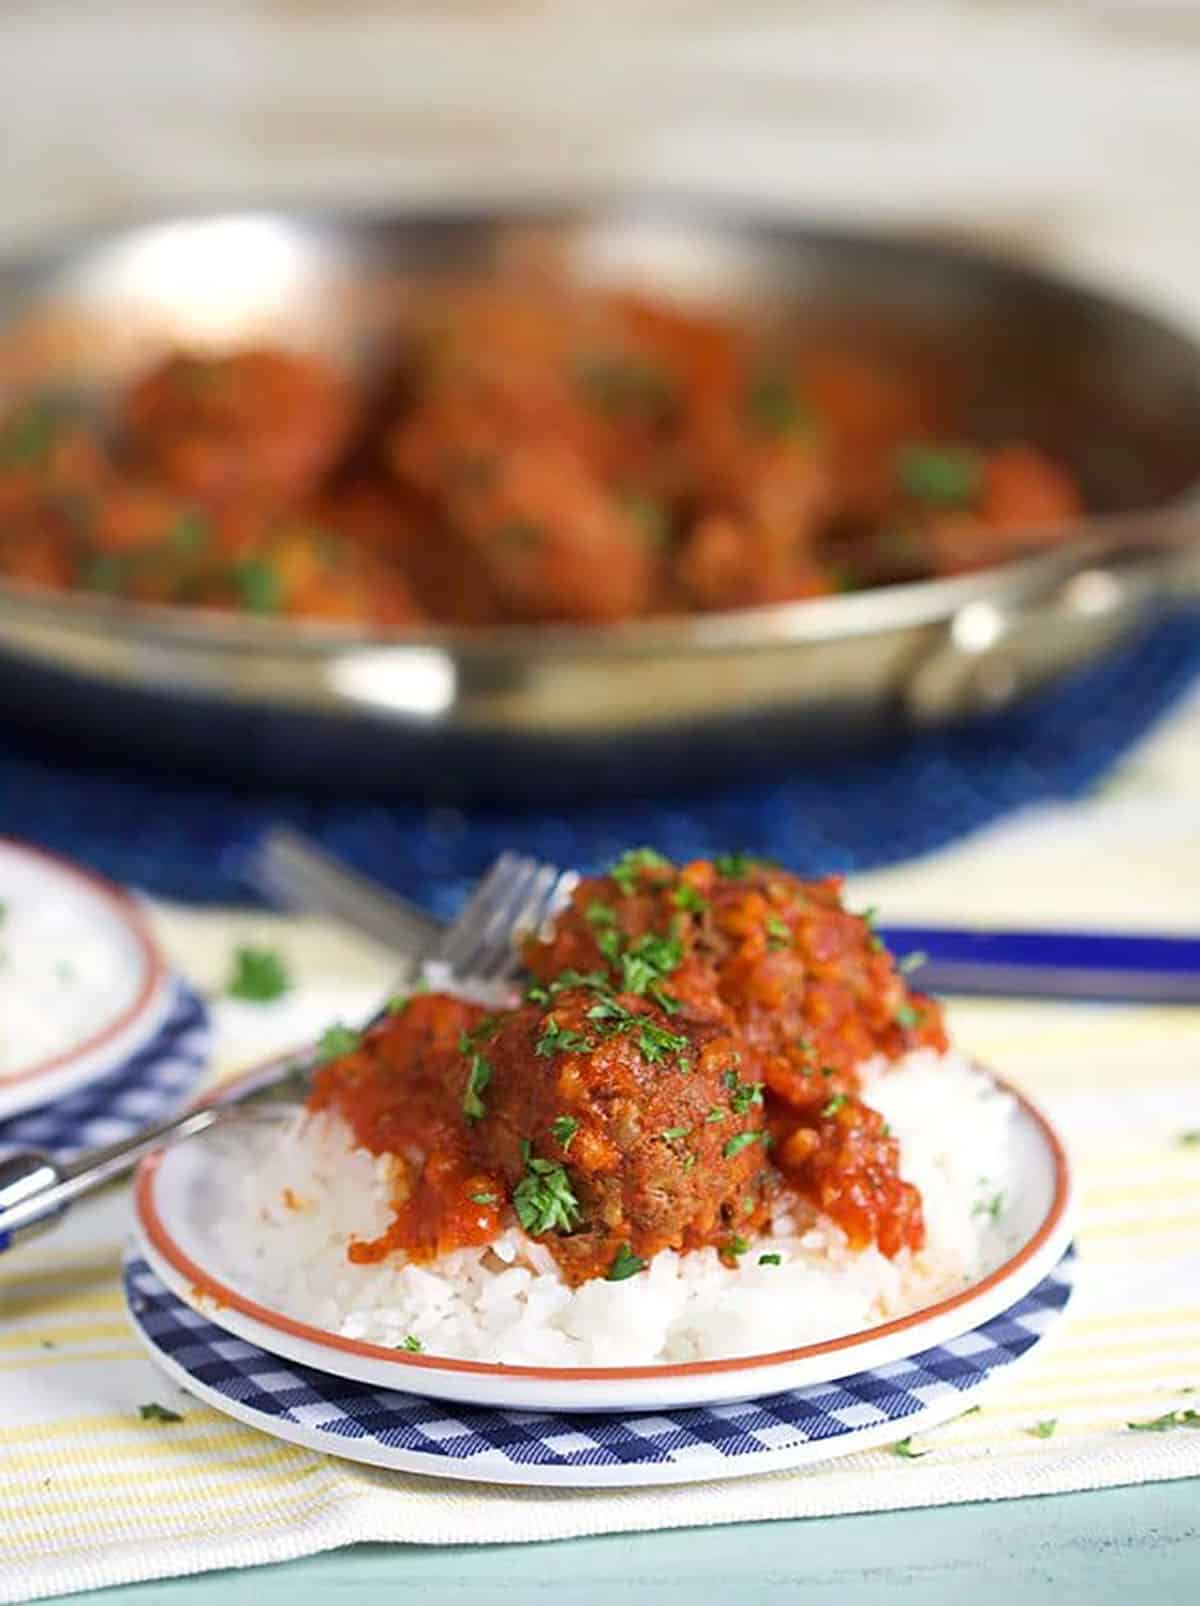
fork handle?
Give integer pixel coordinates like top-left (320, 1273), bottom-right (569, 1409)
top-left (0, 1106), bottom-right (229, 1252)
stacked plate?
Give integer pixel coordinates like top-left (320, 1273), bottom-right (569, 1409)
top-left (0, 838), bottom-right (211, 1154)
top-left (126, 1064), bottom-right (1076, 1488)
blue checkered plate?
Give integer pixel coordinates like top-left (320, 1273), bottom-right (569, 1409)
top-left (0, 980), bottom-right (210, 1158)
top-left (124, 1248), bottom-right (1075, 1488)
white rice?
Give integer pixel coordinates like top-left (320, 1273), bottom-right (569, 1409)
top-left (220, 1048), bottom-right (1017, 1366)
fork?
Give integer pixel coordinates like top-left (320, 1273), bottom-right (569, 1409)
top-left (0, 849), bottom-right (577, 1252)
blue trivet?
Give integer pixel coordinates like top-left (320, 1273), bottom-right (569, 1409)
top-left (3, 610), bottom-right (1197, 909)
top-left (123, 1248), bottom-right (1075, 1487)
top-left (0, 981), bottom-right (210, 1158)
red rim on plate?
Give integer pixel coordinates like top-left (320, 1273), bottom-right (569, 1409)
top-left (0, 837), bottom-right (167, 1090)
top-left (134, 1064), bottom-right (1072, 1383)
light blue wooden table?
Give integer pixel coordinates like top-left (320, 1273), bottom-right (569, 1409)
top-left (74, 1478), bottom-right (1199, 1605)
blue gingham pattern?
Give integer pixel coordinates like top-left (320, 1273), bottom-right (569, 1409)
top-left (124, 1248), bottom-right (1074, 1478)
top-left (0, 981), bottom-right (210, 1158)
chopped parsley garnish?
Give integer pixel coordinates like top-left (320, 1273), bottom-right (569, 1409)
top-left (226, 945), bottom-right (290, 1003)
top-left (233, 556), bottom-right (282, 614)
top-left (551, 1114), bottom-right (579, 1152)
top-left (714, 852), bottom-right (752, 879)
top-left (513, 1147), bottom-right (581, 1236)
top-left (896, 444), bottom-right (982, 507)
top-left (138, 1402), bottom-right (184, 1424)
top-left (745, 373), bottom-right (811, 438)
top-left (766, 915), bottom-right (791, 950)
top-left (705, 1107), bottom-right (727, 1124)
top-left (723, 1069), bottom-right (764, 1114)
top-left (1126, 1408), bottom-right (1200, 1433)
top-left (460, 1039), bottom-right (492, 1121)
top-left (1180, 1131), bottom-right (1200, 1146)
top-left (857, 905), bottom-right (883, 953)
top-left (536, 1017), bottom-right (595, 1058)
top-left (585, 901), bottom-right (623, 963)
top-left (899, 950), bottom-right (928, 975)
top-left (821, 1093), bottom-right (847, 1118)
top-left (681, 1151), bottom-right (698, 1171)
top-left (316, 1023), bottom-right (362, 1062)
top-left (605, 1243), bottom-right (646, 1281)
top-left (610, 846), bottom-right (670, 895)
top-left (386, 994), bottom-right (410, 1015)
top-left (635, 1020), bottom-right (690, 1064)
top-left (758, 1253), bottom-right (782, 1266)
top-left (672, 883), bottom-right (709, 914)
top-left (820, 1065), bottom-right (836, 1078)
top-left (723, 1131), bottom-right (765, 1160)
top-left (1028, 1419), bottom-right (1058, 1439)
top-left (973, 1192), bottom-right (1006, 1221)
top-left (891, 1436), bottom-right (929, 1459)
top-left (661, 1125), bottom-right (691, 1142)
top-left (895, 1001), bottom-right (925, 1030)
top-left (723, 1234), bottom-right (750, 1258)
top-left (469, 1192), bottom-right (498, 1206)
top-left (400, 1335), bottom-right (423, 1353)
top-left (618, 931), bottom-right (682, 996)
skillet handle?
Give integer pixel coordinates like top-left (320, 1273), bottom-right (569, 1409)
top-left (903, 524), bottom-right (1200, 726)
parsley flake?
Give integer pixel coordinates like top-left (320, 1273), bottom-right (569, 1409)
top-left (821, 1093), bottom-right (847, 1118)
top-left (758, 1252), bottom-right (782, 1266)
top-left (891, 1436), bottom-right (929, 1459)
top-left (400, 1335), bottom-right (423, 1353)
top-left (723, 1234), bottom-right (750, 1259)
top-left (897, 444), bottom-right (982, 507)
top-left (766, 914), bottom-right (791, 950)
top-left (536, 1017), bottom-right (595, 1058)
top-left (899, 950), bottom-right (928, 975)
top-left (619, 931), bottom-right (683, 995)
top-left (723, 1070), bottom-right (764, 1114)
top-left (317, 1023), bottom-right (362, 1062)
top-left (895, 1001), bottom-right (925, 1030)
top-left (460, 1041), bottom-right (492, 1122)
top-left (661, 1125), bottom-right (691, 1141)
top-left (1127, 1408), bottom-right (1200, 1433)
top-left (138, 1402), bottom-right (183, 1424)
top-left (714, 852), bottom-right (752, 879)
top-left (723, 1131), bottom-right (765, 1160)
top-left (551, 1114), bottom-right (579, 1152)
top-left (226, 945), bottom-right (290, 1003)
top-left (513, 1151), bottom-right (581, 1236)
top-left (973, 1192), bottom-right (1006, 1221)
top-left (606, 1243), bottom-right (646, 1281)
top-left (1028, 1419), bottom-right (1058, 1439)
top-left (469, 1191), bottom-right (497, 1206)
top-left (610, 847), bottom-right (670, 895)
top-left (672, 883), bottom-right (708, 914)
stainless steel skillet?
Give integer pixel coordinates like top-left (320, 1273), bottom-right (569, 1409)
top-left (0, 199), bottom-right (1197, 800)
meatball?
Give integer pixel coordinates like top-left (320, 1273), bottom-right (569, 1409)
top-left (122, 347), bottom-right (356, 510)
top-left (472, 984), bottom-right (770, 1284)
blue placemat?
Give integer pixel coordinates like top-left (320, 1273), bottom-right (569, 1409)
top-left (2, 611), bottom-right (1197, 910)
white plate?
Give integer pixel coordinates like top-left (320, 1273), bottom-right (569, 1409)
top-left (0, 839), bottom-right (172, 1122)
top-left (124, 1248), bottom-right (1076, 1488)
top-left (133, 1067), bottom-right (1073, 1413)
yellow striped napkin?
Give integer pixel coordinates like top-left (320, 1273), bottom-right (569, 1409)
top-left (3, 691), bottom-right (1199, 1603)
